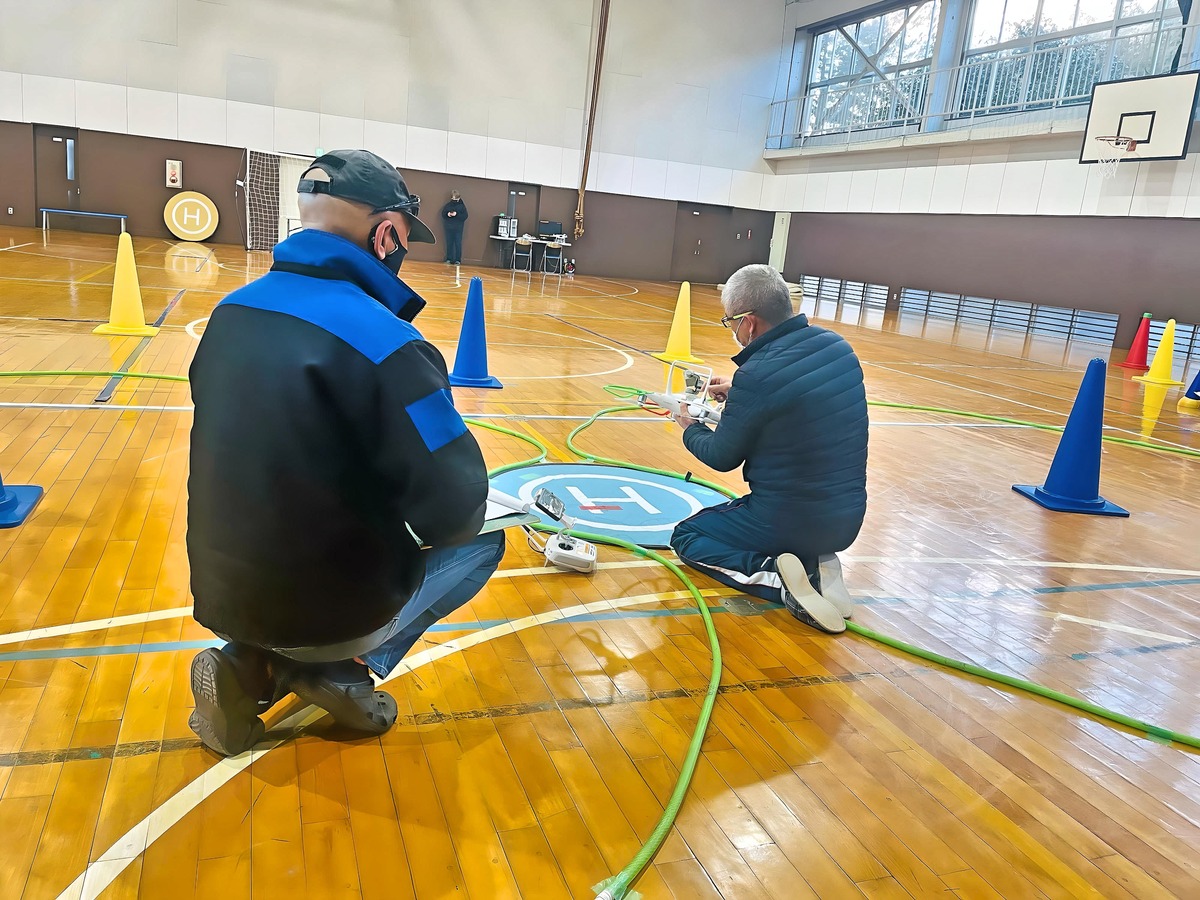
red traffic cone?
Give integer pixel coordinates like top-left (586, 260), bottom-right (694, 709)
top-left (1116, 312), bottom-right (1151, 370)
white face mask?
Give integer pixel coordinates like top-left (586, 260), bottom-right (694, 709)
top-left (732, 316), bottom-right (752, 348)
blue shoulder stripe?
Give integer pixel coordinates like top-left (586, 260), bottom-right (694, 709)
top-left (406, 389), bottom-right (468, 453)
top-left (222, 274), bottom-right (420, 364)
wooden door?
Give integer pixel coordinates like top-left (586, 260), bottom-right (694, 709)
top-left (669, 202), bottom-right (733, 284)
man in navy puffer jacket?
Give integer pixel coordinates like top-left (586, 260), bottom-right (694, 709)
top-left (670, 265), bottom-right (868, 634)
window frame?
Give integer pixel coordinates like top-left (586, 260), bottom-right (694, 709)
top-left (964, 0), bottom-right (1178, 57)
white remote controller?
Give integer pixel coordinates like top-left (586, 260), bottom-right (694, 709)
top-left (543, 532), bottom-right (597, 573)
top-left (638, 361), bottom-right (723, 424)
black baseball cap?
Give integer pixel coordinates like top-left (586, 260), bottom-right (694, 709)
top-left (297, 149), bottom-right (436, 244)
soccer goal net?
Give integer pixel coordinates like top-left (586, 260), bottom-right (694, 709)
top-left (243, 150), bottom-right (314, 250)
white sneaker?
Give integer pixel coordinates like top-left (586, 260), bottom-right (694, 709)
top-left (776, 553), bottom-right (845, 634)
top-left (818, 553), bottom-right (854, 619)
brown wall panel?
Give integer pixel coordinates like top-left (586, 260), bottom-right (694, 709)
top-left (77, 131), bottom-right (244, 244)
top-left (399, 171), bottom-right (509, 266)
top-left (783, 212), bottom-right (1200, 346)
top-left (2, 120), bottom-right (771, 282)
top-left (0, 121), bottom-right (36, 228)
top-left (535, 187), bottom-right (679, 281)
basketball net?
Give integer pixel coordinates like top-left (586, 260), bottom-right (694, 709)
top-left (1095, 136), bottom-right (1136, 180)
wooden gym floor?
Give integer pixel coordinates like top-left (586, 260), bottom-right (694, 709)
top-left (0, 225), bottom-right (1198, 900)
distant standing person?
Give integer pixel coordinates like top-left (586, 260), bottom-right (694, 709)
top-left (441, 189), bottom-right (468, 265)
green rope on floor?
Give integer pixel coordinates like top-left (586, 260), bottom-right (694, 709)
top-left (845, 620), bottom-right (1200, 751)
top-left (464, 417), bottom-right (549, 475)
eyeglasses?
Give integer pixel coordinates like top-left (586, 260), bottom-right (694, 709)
top-left (720, 312), bottom-right (750, 328)
top-left (374, 193), bottom-right (421, 217)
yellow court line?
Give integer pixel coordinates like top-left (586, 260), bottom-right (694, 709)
top-left (76, 261), bottom-right (115, 283)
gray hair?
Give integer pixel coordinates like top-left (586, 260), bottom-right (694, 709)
top-left (722, 264), bottom-right (793, 325)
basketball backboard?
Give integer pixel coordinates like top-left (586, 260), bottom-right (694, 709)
top-left (1079, 71), bottom-right (1200, 166)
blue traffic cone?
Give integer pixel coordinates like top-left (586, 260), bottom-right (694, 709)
top-left (0, 471), bottom-right (43, 527)
top-left (1179, 368), bottom-right (1200, 412)
top-left (1012, 358), bottom-right (1128, 517)
top-left (448, 277), bottom-right (502, 389)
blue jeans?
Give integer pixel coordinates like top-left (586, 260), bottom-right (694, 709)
top-left (272, 531), bottom-right (506, 678)
top-left (670, 497), bottom-right (861, 602)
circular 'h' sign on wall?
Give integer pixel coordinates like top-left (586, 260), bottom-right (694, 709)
top-left (164, 191), bottom-right (219, 241)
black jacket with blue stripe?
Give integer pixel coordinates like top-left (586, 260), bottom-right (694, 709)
top-left (683, 314), bottom-right (868, 527)
top-left (187, 229), bottom-right (488, 648)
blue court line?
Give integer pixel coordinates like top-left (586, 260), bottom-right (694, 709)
top-left (1071, 639), bottom-right (1200, 661)
top-left (2, 576), bottom-right (1196, 664)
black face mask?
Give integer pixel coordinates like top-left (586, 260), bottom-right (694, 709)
top-left (369, 221), bottom-right (407, 274)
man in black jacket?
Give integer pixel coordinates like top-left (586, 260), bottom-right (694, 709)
top-left (440, 189), bottom-right (468, 265)
top-left (187, 150), bottom-right (504, 756)
top-left (670, 265), bottom-right (868, 635)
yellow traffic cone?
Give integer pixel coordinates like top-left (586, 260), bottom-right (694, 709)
top-left (1132, 318), bottom-right (1184, 386)
top-left (1139, 382), bottom-right (1169, 438)
top-left (653, 282), bottom-right (702, 364)
top-left (94, 232), bottom-right (158, 337)
top-left (1179, 369), bottom-right (1200, 413)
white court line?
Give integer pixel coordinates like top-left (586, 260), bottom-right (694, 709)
top-left (54, 588), bottom-right (722, 900)
top-left (182, 317), bottom-right (635, 381)
top-left (0, 561), bottom-right (664, 644)
top-left (0, 242), bottom-right (35, 253)
top-left (866, 360), bottom-right (1195, 451)
top-left (0, 607), bottom-right (194, 647)
top-left (844, 557), bottom-right (1200, 578)
top-left (27, 556), bottom-right (1200, 895)
top-left (4, 557), bottom-right (1198, 647)
top-left (1027, 610), bottom-right (1186, 644)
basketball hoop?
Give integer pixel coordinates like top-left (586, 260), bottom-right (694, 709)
top-left (1094, 136), bottom-right (1137, 180)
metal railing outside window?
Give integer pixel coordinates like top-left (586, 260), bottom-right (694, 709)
top-left (768, 18), bottom-right (1191, 150)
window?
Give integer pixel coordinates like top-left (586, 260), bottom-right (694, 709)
top-left (804, 1), bottom-right (943, 136)
top-left (959, 0), bottom-right (1184, 115)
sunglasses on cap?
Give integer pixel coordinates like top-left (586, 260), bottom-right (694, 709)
top-left (374, 194), bottom-right (421, 217)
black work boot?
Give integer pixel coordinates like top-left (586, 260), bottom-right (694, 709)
top-left (188, 646), bottom-right (270, 756)
top-left (279, 659), bottom-right (398, 735)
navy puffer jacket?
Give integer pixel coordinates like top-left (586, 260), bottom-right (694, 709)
top-left (683, 314), bottom-right (868, 524)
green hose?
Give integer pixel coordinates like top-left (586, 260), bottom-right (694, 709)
top-left (607, 382), bottom-right (1200, 460)
top-left (845, 620), bottom-right (1200, 750)
top-left (0, 369), bottom-right (1194, 459)
top-left (464, 416), bottom-right (721, 899)
top-left (475, 387), bottom-right (1200, 898)
top-left (464, 417), bottom-right (549, 474)
top-left (868, 399), bottom-right (1200, 460)
top-left (566, 404), bottom-right (738, 498)
top-left (2, 371), bottom-right (1196, 894)
top-left (532, 525), bottom-right (720, 900)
